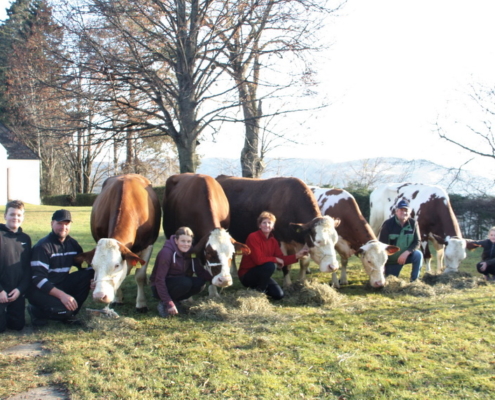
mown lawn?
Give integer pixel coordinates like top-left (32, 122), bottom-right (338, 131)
top-left (0, 204), bottom-right (494, 399)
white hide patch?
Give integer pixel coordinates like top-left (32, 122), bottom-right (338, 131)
top-left (443, 237), bottom-right (467, 273)
top-left (205, 228), bottom-right (234, 287)
top-left (310, 216), bottom-right (339, 273)
top-left (91, 238), bottom-right (128, 304)
top-left (311, 187), bottom-right (352, 216)
top-left (359, 241), bottom-right (388, 288)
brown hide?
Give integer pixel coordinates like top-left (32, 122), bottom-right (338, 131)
top-left (162, 173), bottom-right (230, 240)
top-left (91, 174), bottom-right (161, 254)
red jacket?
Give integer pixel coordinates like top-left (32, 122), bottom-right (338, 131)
top-left (238, 229), bottom-right (297, 278)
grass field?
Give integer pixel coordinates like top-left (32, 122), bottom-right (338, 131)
top-left (1, 204), bottom-right (494, 399)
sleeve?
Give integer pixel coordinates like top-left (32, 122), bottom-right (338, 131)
top-left (406, 220), bottom-right (421, 252)
top-left (152, 246), bottom-right (175, 308)
top-left (17, 234), bottom-right (32, 295)
top-left (30, 242), bottom-right (55, 295)
top-left (271, 240), bottom-right (297, 266)
top-left (72, 239), bottom-right (84, 270)
top-left (245, 233), bottom-right (279, 266)
top-left (378, 219), bottom-right (390, 244)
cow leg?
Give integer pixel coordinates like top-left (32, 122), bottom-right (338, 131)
top-left (332, 256), bottom-right (348, 288)
top-left (230, 255), bottom-right (238, 278)
top-left (431, 240), bottom-right (445, 273)
top-left (114, 288), bottom-right (124, 305)
top-left (134, 244), bottom-right (153, 313)
top-left (283, 266), bottom-right (292, 288)
top-left (298, 258), bottom-right (308, 283)
top-left (421, 240), bottom-right (432, 273)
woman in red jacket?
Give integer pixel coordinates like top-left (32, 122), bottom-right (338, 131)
top-left (238, 211), bottom-right (308, 300)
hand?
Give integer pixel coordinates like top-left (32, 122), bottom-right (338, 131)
top-left (0, 291), bottom-right (8, 304)
top-left (296, 248), bottom-right (309, 259)
top-left (397, 251), bottom-right (410, 265)
top-left (7, 289), bottom-right (20, 302)
top-left (60, 293), bottom-right (78, 311)
top-left (168, 305), bottom-right (179, 315)
top-left (275, 257), bottom-right (284, 269)
top-left (480, 262), bottom-right (487, 272)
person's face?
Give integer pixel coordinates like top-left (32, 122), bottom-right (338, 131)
top-left (175, 234), bottom-right (193, 253)
top-left (51, 220), bottom-right (71, 241)
top-left (259, 218), bottom-right (275, 235)
top-left (489, 230), bottom-right (495, 243)
top-left (395, 207), bottom-right (410, 224)
top-left (4, 207), bottom-right (24, 232)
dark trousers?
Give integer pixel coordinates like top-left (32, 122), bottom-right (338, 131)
top-left (0, 294), bottom-right (25, 332)
top-left (152, 276), bottom-right (206, 303)
top-left (28, 269), bottom-right (94, 321)
top-left (239, 262), bottom-right (284, 300)
top-left (477, 261), bottom-right (495, 276)
top-left (385, 250), bottom-right (423, 282)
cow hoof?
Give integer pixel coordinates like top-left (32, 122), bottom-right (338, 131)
top-left (135, 307), bottom-right (148, 313)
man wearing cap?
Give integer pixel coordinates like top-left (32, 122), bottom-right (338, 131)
top-left (378, 199), bottom-right (423, 281)
top-left (27, 209), bottom-right (94, 326)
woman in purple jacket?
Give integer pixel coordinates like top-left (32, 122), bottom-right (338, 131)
top-left (150, 227), bottom-right (212, 317)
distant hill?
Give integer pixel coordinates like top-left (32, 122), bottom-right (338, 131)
top-left (197, 157), bottom-right (495, 195)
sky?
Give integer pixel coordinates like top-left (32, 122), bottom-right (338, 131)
top-left (2, 0), bottom-right (495, 177)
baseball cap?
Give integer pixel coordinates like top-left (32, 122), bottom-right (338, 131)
top-left (396, 200), bottom-right (410, 210)
top-left (52, 209), bottom-right (72, 222)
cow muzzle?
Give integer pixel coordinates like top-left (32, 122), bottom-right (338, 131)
top-left (212, 274), bottom-right (233, 288)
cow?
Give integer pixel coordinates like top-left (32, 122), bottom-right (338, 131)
top-left (75, 174), bottom-right (161, 315)
top-left (310, 187), bottom-right (399, 288)
top-left (162, 173), bottom-right (250, 296)
top-left (370, 182), bottom-right (479, 273)
top-left (216, 175), bottom-right (340, 287)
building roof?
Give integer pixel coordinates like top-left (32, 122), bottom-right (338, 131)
top-left (0, 122), bottom-right (39, 160)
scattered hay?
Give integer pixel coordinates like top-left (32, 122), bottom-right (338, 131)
top-left (422, 271), bottom-right (482, 290)
top-left (382, 276), bottom-right (408, 294)
top-left (188, 290), bottom-right (278, 322)
top-left (382, 276), bottom-right (435, 297)
top-left (284, 280), bottom-right (343, 307)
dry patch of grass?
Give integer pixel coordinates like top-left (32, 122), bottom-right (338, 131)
top-left (284, 279), bottom-right (343, 307)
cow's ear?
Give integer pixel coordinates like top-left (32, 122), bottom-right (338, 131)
top-left (124, 253), bottom-right (146, 267)
top-left (74, 249), bottom-right (96, 266)
top-left (385, 245), bottom-right (400, 256)
top-left (289, 222), bottom-right (305, 234)
top-left (466, 240), bottom-right (482, 250)
top-left (431, 234), bottom-right (447, 245)
top-left (231, 240), bottom-right (251, 255)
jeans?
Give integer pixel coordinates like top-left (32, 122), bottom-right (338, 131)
top-left (239, 262), bottom-right (284, 300)
top-left (385, 250), bottom-right (423, 282)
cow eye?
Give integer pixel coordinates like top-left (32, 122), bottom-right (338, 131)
top-left (114, 264), bottom-right (119, 270)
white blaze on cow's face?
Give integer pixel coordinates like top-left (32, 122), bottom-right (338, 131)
top-left (92, 238), bottom-right (128, 304)
top-left (204, 228), bottom-right (234, 287)
top-left (307, 216), bottom-right (340, 273)
top-left (359, 241), bottom-right (390, 288)
top-left (443, 237), bottom-right (467, 273)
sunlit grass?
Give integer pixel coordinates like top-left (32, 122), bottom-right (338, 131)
top-left (0, 204), bottom-right (494, 399)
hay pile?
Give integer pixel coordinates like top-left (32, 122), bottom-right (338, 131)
top-left (188, 289), bottom-right (278, 322)
top-left (382, 271), bottom-right (483, 297)
top-left (284, 280), bottom-right (343, 307)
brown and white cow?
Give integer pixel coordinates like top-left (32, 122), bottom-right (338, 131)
top-left (162, 173), bottom-right (250, 296)
top-left (216, 175), bottom-right (340, 287)
top-left (75, 174), bottom-right (161, 315)
top-left (370, 182), bottom-right (479, 273)
top-left (311, 187), bottom-right (399, 288)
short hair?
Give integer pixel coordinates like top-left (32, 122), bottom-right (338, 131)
top-left (175, 226), bottom-right (194, 238)
top-left (489, 226), bottom-right (495, 235)
top-left (257, 211), bottom-right (276, 226)
top-left (5, 200), bottom-right (24, 213)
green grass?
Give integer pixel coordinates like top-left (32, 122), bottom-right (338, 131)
top-left (0, 204), bottom-right (494, 399)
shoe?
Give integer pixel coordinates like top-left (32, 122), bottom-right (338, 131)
top-left (27, 304), bottom-right (48, 328)
top-left (62, 318), bottom-right (84, 326)
top-left (157, 301), bottom-right (169, 318)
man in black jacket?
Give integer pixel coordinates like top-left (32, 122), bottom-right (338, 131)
top-left (0, 200), bottom-right (31, 332)
top-left (378, 200), bottom-right (423, 282)
top-left (28, 209), bottom-right (93, 326)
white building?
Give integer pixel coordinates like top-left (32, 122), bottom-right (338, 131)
top-left (0, 123), bottom-right (41, 205)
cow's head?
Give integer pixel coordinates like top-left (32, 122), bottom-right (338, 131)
top-left (431, 234), bottom-right (468, 273)
top-left (358, 241), bottom-right (400, 288)
top-left (75, 238), bottom-right (145, 304)
top-left (290, 215), bottom-right (340, 273)
top-left (193, 228), bottom-right (250, 287)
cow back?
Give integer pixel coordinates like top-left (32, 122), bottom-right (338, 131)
top-left (91, 174), bottom-right (161, 252)
top-left (216, 175), bottom-right (322, 244)
top-left (163, 173), bottom-right (230, 240)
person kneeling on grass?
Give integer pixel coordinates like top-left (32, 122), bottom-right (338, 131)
top-left (150, 227), bottom-right (212, 317)
top-left (473, 226), bottom-right (495, 281)
top-left (237, 211), bottom-right (308, 300)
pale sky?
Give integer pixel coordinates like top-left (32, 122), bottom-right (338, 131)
top-left (2, 0), bottom-right (495, 177)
